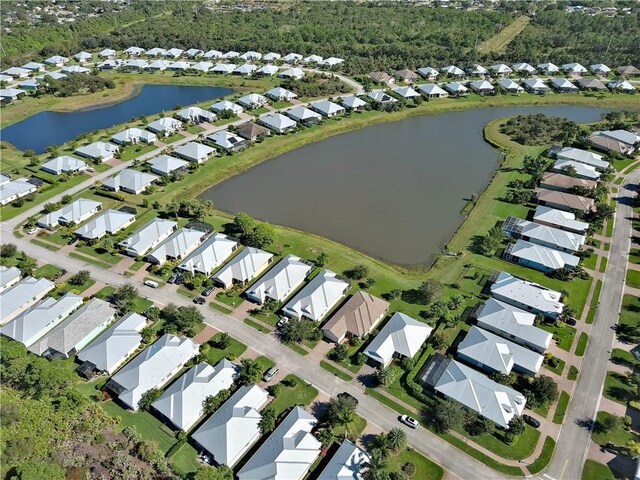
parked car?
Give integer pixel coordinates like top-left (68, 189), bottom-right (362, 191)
top-left (262, 367), bottom-right (279, 382)
top-left (68, 237), bottom-right (78, 246)
top-left (27, 227), bottom-right (40, 235)
top-left (522, 415), bottom-right (540, 428)
top-left (174, 273), bottom-right (184, 285)
top-left (337, 392), bottom-right (359, 406)
top-left (564, 317), bottom-right (577, 326)
top-left (168, 273), bottom-right (179, 284)
top-left (86, 167), bottom-right (96, 173)
top-left (399, 415), bottom-right (419, 429)
top-left (144, 280), bottom-right (159, 288)
top-left (193, 296), bottom-right (206, 305)
top-left (276, 317), bottom-right (289, 328)
top-left (202, 286), bottom-right (214, 297)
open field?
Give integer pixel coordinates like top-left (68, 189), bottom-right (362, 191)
top-left (477, 15), bottom-right (531, 54)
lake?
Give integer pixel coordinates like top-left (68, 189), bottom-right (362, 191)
top-left (202, 106), bottom-right (609, 265)
top-left (1, 84), bottom-right (233, 153)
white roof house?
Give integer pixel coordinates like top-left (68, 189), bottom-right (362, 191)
top-left (28, 298), bottom-right (117, 359)
top-left (237, 407), bottom-right (321, 480)
top-left (0, 266), bottom-right (21, 293)
top-left (106, 334), bottom-right (199, 410)
top-left (596, 129), bottom-right (640, 147)
top-left (502, 216), bottom-right (585, 253)
top-left (44, 55), bottom-right (69, 66)
top-left (279, 67), bottom-right (305, 80)
top-left (549, 78), bottom-right (579, 92)
top-left (192, 384), bottom-right (269, 467)
top-left (18, 78), bottom-right (39, 91)
top-left (444, 82), bottom-right (469, 95)
top-left (74, 51), bottom-right (93, 62)
top-left (490, 271), bottom-right (564, 319)
top-left (75, 141), bottom-right (119, 162)
top-left (367, 90), bottom-right (398, 103)
top-left (511, 63), bottom-right (536, 74)
top-left (433, 359), bottom-right (526, 429)
top-left (523, 78), bottom-right (549, 94)
top-left (77, 312), bottom-right (147, 374)
top-left (469, 80), bottom-right (495, 94)
top-left (1, 293), bottom-right (83, 346)
top-left (265, 87), bottom-right (298, 101)
top-left (62, 65), bottom-right (91, 74)
top-left (190, 61), bottom-right (213, 73)
top-left (263, 52), bottom-right (281, 62)
top-left (173, 142), bottom-right (216, 163)
top-left (169, 61), bottom-right (191, 71)
top-left (475, 298), bottom-right (552, 353)
top-left (318, 440), bottom-right (370, 480)
top-left (286, 106), bottom-right (323, 124)
top-left (213, 247), bottom-right (274, 289)
top-left (442, 65), bottom-right (465, 77)
top-left (490, 64), bottom-right (513, 75)
top-left (21, 61), bottom-right (46, 72)
top-left (562, 62), bottom-right (588, 74)
top-left (75, 209), bottom-right (136, 240)
top-left (119, 217), bottom-right (177, 257)
top-left (124, 46), bottom-right (145, 56)
top-left (241, 51), bottom-right (262, 61)
top-left (556, 147), bottom-right (608, 170)
top-left (552, 159), bottom-right (601, 180)
top-left (0, 276), bottom-right (55, 325)
top-left (458, 326), bottom-right (544, 376)
top-left (185, 48), bottom-right (204, 58)
top-left (259, 113), bottom-right (298, 134)
top-left (145, 47), bottom-right (167, 57)
top-left (393, 86), bottom-right (421, 98)
top-left (147, 228), bottom-right (206, 265)
top-left (467, 64), bottom-right (488, 75)
top-left (223, 51), bottom-right (240, 59)
top-left (176, 106), bottom-right (216, 124)
top-left (211, 63), bottom-right (237, 74)
top-left (165, 48), bottom-right (183, 59)
top-left (41, 155), bottom-right (88, 175)
top-left (608, 79), bottom-right (636, 93)
top-left (590, 63), bottom-right (611, 75)
top-left (206, 130), bottom-right (248, 152)
top-left (533, 206), bottom-right (589, 234)
top-left (211, 100), bottom-right (244, 114)
top-left (152, 360), bottom-right (239, 431)
top-left (303, 54), bottom-right (323, 64)
top-left (111, 127), bottom-right (157, 145)
top-left (146, 60), bottom-right (171, 71)
top-left (282, 270), bottom-right (350, 321)
top-left (321, 57), bottom-right (344, 67)
top-left (2, 66), bottom-right (31, 78)
top-left (309, 99), bottom-right (347, 116)
top-left (0, 179), bottom-right (37, 205)
top-left (124, 59), bottom-right (149, 70)
top-left (417, 66), bottom-right (439, 79)
top-left (38, 198), bottom-right (102, 228)
top-left (282, 53), bottom-right (303, 64)
top-left (203, 50), bottom-right (223, 59)
top-left (505, 239), bottom-right (580, 273)
top-left (418, 83), bottom-right (449, 98)
top-left (147, 117), bottom-right (183, 136)
top-left (147, 155), bottom-right (189, 175)
top-left (97, 59), bottom-right (123, 70)
top-left (364, 312), bottom-right (432, 367)
top-left (0, 88), bottom-right (28, 101)
top-left (246, 255), bottom-right (314, 304)
top-left (102, 169), bottom-right (159, 194)
top-left (99, 48), bottom-right (117, 58)
top-left (178, 233), bottom-right (239, 275)
top-left (256, 65), bottom-right (279, 76)
top-left (234, 64), bottom-right (258, 76)
top-left (237, 93), bottom-right (268, 109)
top-left (340, 95), bottom-right (368, 110)
top-left (499, 78), bottom-right (525, 93)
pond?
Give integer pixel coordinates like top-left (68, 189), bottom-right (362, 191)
top-left (202, 106), bottom-right (610, 266)
top-left (1, 84), bottom-right (233, 153)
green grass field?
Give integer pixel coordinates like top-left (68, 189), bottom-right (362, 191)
top-left (592, 411), bottom-right (639, 446)
top-left (319, 360), bottom-right (353, 381)
top-left (575, 333), bottom-right (588, 357)
top-left (267, 374), bottom-right (318, 416)
top-left (603, 371), bottom-right (637, 405)
top-left (204, 332), bottom-right (247, 364)
top-left (552, 391), bottom-right (570, 424)
top-left (626, 269), bottom-right (640, 289)
top-left (527, 436), bottom-right (555, 475)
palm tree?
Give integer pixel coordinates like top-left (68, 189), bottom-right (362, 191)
top-left (376, 366), bottom-right (397, 386)
top-left (386, 427), bottom-right (407, 453)
top-left (17, 255), bottom-right (37, 277)
top-left (362, 448), bottom-right (391, 480)
top-left (239, 358), bottom-right (262, 384)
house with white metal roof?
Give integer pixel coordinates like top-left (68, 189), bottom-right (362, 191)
top-left (502, 216), bottom-right (585, 253)
top-left (259, 112), bottom-right (298, 134)
top-left (0, 266), bottom-right (21, 293)
top-left (265, 87), bottom-right (298, 101)
top-left (39, 71), bottom-right (68, 81)
top-left (38, 198), bottom-right (102, 228)
top-left (498, 78), bottom-right (524, 94)
top-left (124, 46), bottom-right (145, 57)
top-left (77, 312), bottom-right (147, 374)
top-left (168, 61), bottom-right (191, 70)
top-left (44, 55), bottom-right (69, 67)
top-left (444, 82), bottom-right (469, 96)
top-left (523, 78), bottom-right (549, 95)
top-left (192, 384), bottom-right (269, 467)
top-left (364, 312), bottom-right (432, 367)
top-left (1, 293), bottom-right (83, 345)
top-left (322, 57), bottom-right (344, 67)
top-left (21, 62), bottom-right (46, 72)
top-left (595, 129), bottom-right (639, 147)
top-left (185, 48), bottom-right (204, 58)
top-left (475, 298), bottom-right (552, 353)
top-left (340, 95), bottom-right (368, 110)
top-left (152, 360), bottom-right (238, 431)
top-left (1, 276), bottom-right (53, 326)
top-left (469, 80), bottom-right (495, 95)
top-left (75, 142), bottom-right (119, 162)
top-left (590, 64), bottom-right (611, 75)
top-left (213, 247), bottom-right (274, 289)
top-left (556, 147), bottom-right (608, 170)
top-left (123, 59), bottom-right (149, 70)
top-left (533, 206), bottom-right (589, 234)
top-left (211, 100), bottom-right (244, 115)
top-left (467, 64), bottom-right (488, 76)
top-left (147, 227), bottom-right (206, 265)
top-left (442, 65), bottom-right (465, 77)
top-left (393, 85), bottom-right (421, 99)
top-left (0, 88), bottom-right (28, 102)
top-left (147, 117), bottom-right (183, 136)
top-left (147, 155), bottom-right (189, 175)
top-left (211, 63), bottom-right (237, 74)
top-left (246, 255), bottom-right (314, 304)
top-left (206, 130), bottom-right (249, 153)
top-left (223, 51), bottom-right (240, 59)
top-left (74, 51), bottom-right (93, 62)
top-left (562, 62), bottom-right (588, 75)
top-left (511, 63), bottom-right (536, 75)
top-left (237, 93), bottom-right (268, 109)
top-left (490, 64), bottom-right (513, 76)
top-left (311, 99), bottom-right (346, 117)
top-left (286, 106), bottom-right (323, 125)
top-left (490, 271), bottom-right (564, 319)
top-left (105, 334), bottom-right (199, 410)
top-left (418, 83), bottom-right (448, 98)
top-left (62, 65), bottom-right (90, 74)
top-left (263, 52), bottom-right (281, 63)
top-left (173, 142), bottom-right (216, 163)
top-left (458, 326), bottom-right (543, 376)
top-left (282, 269), bottom-right (349, 321)
top-left (241, 51), bottom-right (262, 62)
top-left (256, 65), bottom-right (279, 76)
top-left (111, 127), bottom-right (157, 145)
top-left (279, 67), bottom-right (305, 80)
top-left (549, 78), bottom-right (579, 93)
top-left (234, 64), bottom-right (258, 76)
top-left (75, 209), bottom-right (136, 241)
top-left (178, 233), bottom-right (239, 275)
top-left (2, 67), bottom-right (30, 78)
top-left (203, 50), bottom-right (223, 59)
top-left (551, 159), bottom-right (601, 181)
top-left (190, 61), bottom-right (213, 73)
top-left (145, 60), bottom-right (171, 72)
top-left (119, 217), bottom-right (177, 257)
top-left (318, 440), bottom-right (369, 480)
top-left (237, 407), bottom-right (321, 480)
top-left (0, 178), bottom-right (37, 205)
top-left (367, 90), bottom-right (398, 103)
top-left (99, 48), bottom-right (116, 59)
top-left (41, 156), bottom-right (88, 175)
top-left (303, 54), bottom-right (323, 64)
top-left (282, 53), bottom-right (303, 64)
top-left (17, 78), bottom-right (39, 91)
top-left (608, 79), bottom-right (636, 93)
top-left (102, 169), bottom-right (159, 194)
top-left (145, 47), bottom-right (167, 57)
top-left (504, 239), bottom-right (580, 273)
top-left (417, 67), bottom-right (439, 79)
top-left (164, 48), bottom-right (183, 59)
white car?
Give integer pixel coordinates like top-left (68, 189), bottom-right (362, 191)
top-left (276, 317), bottom-right (289, 328)
top-left (86, 167), bottom-right (96, 173)
top-left (144, 280), bottom-right (159, 288)
top-left (399, 415), bottom-right (419, 429)
top-left (27, 227), bottom-right (40, 235)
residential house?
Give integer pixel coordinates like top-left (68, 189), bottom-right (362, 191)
top-left (504, 239), bottom-right (580, 273)
top-left (211, 63), bottom-right (237, 74)
top-left (393, 86), bottom-right (421, 99)
top-left (237, 93), bottom-right (268, 110)
top-left (241, 51), bottom-right (262, 62)
top-left (145, 60), bottom-right (171, 72)
top-left (234, 64), bottom-right (258, 76)
top-left (237, 122), bottom-right (272, 142)
top-left (286, 106), bottom-right (323, 125)
top-left (185, 48), bottom-right (204, 58)
top-left (0, 178), bottom-right (37, 205)
top-left (44, 55), bottom-right (69, 67)
top-left (223, 51), bottom-right (240, 59)
top-left (41, 156), bottom-right (88, 175)
top-left (322, 57), bottom-right (344, 68)
top-left (237, 407), bottom-right (321, 480)
top-left (38, 71), bottom-right (67, 80)
top-left (164, 48), bottom-right (183, 59)
top-left (549, 78), bottom-right (578, 93)
top-left (265, 87), bottom-right (298, 102)
top-left (523, 78), bottom-right (549, 95)
top-left (259, 113), bottom-right (298, 134)
top-left (61, 65), bottom-right (90, 74)
top-left (444, 82), bottom-right (469, 97)
top-left (102, 169), bottom-right (159, 194)
top-left (147, 117), bottom-right (183, 136)
top-left (206, 130), bottom-right (249, 153)
top-left (105, 334), bottom-right (199, 410)
top-left (364, 312), bottom-right (432, 368)
top-left (311, 99), bottom-right (346, 117)
top-left (123, 59), bottom-right (149, 70)
top-left (256, 65), bottom-right (279, 77)
top-left (369, 71), bottom-right (393, 85)
top-left (74, 51), bottom-right (92, 63)
top-left (589, 133), bottom-right (635, 155)
top-left (99, 48), bottom-right (117, 59)
top-left (418, 83), bottom-right (448, 98)
top-left (511, 63), bottom-right (536, 75)
top-left (212, 247), bottom-right (274, 289)
top-left (502, 216), bottom-right (585, 253)
top-left (28, 298), bottom-right (116, 359)
top-left (340, 95), bottom-right (368, 110)
top-left (173, 142), bottom-right (216, 163)
top-left (594, 130), bottom-right (639, 148)
top-left (302, 54), bottom-right (322, 65)
top-left (17, 79), bottom-right (39, 91)
top-left (552, 159), bottom-right (601, 181)
top-left (119, 217), bottom-right (177, 257)
top-left (245, 254), bottom-right (314, 304)
top-left (496, 78), bottom-right (524, 94)
top-left (577, 77), bottom-right (607, 91)
top-left (616, 65), bottom-right (640, 77)
top-left (124, 46), bottom-right (145, 57)
top-left (539, 172), bottom-right (597, 193)
top-left (467, 64), bottom-right (489, 76)
top-left (192, 385), bottom-right (269, 467)
top-left (203, 50), bottom-right (223, 60)
top-left (168, 61), bottom-right (192, 71)
top-left (533, 206), bottom-right (589, 234)
top-left (77, 312), bottom-right (147, 375)
top-left (417, 67), bottom-right (439, 80)
top-left (556, 146), bottom-right (608, 170)
top-left (469, 80), bottom-right (495, 95)
top-left (147, 155), bottom-right (189, 176)
top-left (75, 141), bottom-right (119, 162)
top-left (322, 291), bottom-right (389, 344)
top-left (0, 88), bottom-right (28, 102)
top-left (317, 440), bottom-right (370, 480)
top-left (97, 59), bottom-right (122, 70)
top-left (0, 266), bottom-right (21, 293)
top-left (178, 233), bottom-right (239, 275)
top-left (490, 271), bottom-right (564, 319)
top-left (282, 270), bottom-right (349, 321)
top-left (147, 227), bottom-right (206, 265)
top-left (282, 53), bottom-right (303, 64)
top-left (2, 67), bottom-right (30, 78)
top-left (37, 198), bottom-right (102, 228)
top-left (590, 64), bottom-right (611, 76)
top-left (152, 360), bottom-right (238, 431)
top-left (536, 188), bottom-right (596, 213)
top-left (21, 62), bottom-right (46, 73)
top-left (367, 90), bottom-right (398, 104)
top-left (490, 64), bottom-right (513, 76)
top-left (210, 100), bottom-right (244, 115)
top-left (262, 52), bottom-right (281, 63)
top-left (608, 79), bottom-right (636, 93)
top-left (562, 63), bottom-right (588, 75)
top-left (190, 62), bottom-right (213, 73)
top-left (395, 69), bottom-right (418, 83)
top-left (442, 65), bottom-right (465, 77)
top-left (279, 67), bottom-right (304, 80)
top-left (111, 127), bottom-right (157, 145)
top-left (75, 209), bottom-right (136, 241)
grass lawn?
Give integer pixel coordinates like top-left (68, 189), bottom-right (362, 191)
top-left (31, 238), bottom-right (61, 252)
top-left (582, 460), bottom-right (616, 480)
top-left (626, 269), bottom-right (640, 289)
top-left (611, 348), bottom-right (639, 369)
top-left (185, 125), bottom-right (205, 135)
top-left (34, 263), bottom-right (63, 280)
top-left (575, 333), bottom-right (588, 356)
top-left (586, 279), bottom-right (602, 324)
top-left (544, 357), bottom-right (566, 376)
top-left (552, 391), bottom-right (570, 424)
top-left (162, 132), bottom-right (185, 144)
top-left (599, 257), bottom-right (608, 273)
top-left (209, 302), bottom-right (233, 314)
top-left (629, 248), bottom-right (640, 265)
top-left (527, 436), bottom-right (556, 475)
top-left (320, 360), bottom-right (353, 381)
top-left (271, 101), bottom-right (293, 109)
top-left (169, 442), bottom-right (200, 477)
top-left (119, 143), bottom-right (156, 161)
top-left (457, 425), bottom-right (540, 461)
top-left (268, 374), bottom-right (318, 416)
top-left (254, 355), bottom-right (276, 374)
top-left (388, 447), bottom-right (444, 480)
top-left (130, 260), bottom-right (146, 271)
top-left (539, 322), bottom-right (576, 352)
top-left (331, 413), bottom-right (367, 439)
top-left (52, 278), bottom-right (96, 297)
top-left (568, 365), bottom-right (579, 381)
top-left (592, 411), bottom-right (639, 446)
top-left (603, 371), bottom-right (637, 405)
top-left (75, 245), bottom-right (122, 265)
top-left (244, 318), bottom-right (271, 333)
top-left (284, 342), bottom-right (309, 356)
top-left (619, 295), bottom-right (640, 330)
top-left (204, 332), bottom-right (247, 364)
top-left (215, 289), bottom-right (244, 307)
top-left (582, 253), bottom-right (597, 270)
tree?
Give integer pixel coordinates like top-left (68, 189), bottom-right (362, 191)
top-left (316, 428), bottom-right (335, 448)
top-left (432, 399), bottom-right (466, 433)
top-left (239, 358), bottom-right (262, 384)
top-left (258, 407), bottom-right (278, 434)
top-left (193, 466), bottom-right (234, 480)
top-left (594, 414), bottom-right (621, 434)
top-left (362, 448), bottom-right (391, 480)
top-left (344, 264), bottom-right (369, 280)
top-left (68, 270), bottom-right (90, 286)
top-left (281, 317), bottom-right (318, 343)
top-left (1, 243), bottom-right (18, 258)
top-left (400, 356), bottom-right (415, 371)
top-left (12, 462), bottom-right (65, 480)
top-left (427, 301), bottom-right (450, 321)
top-left (331, 343), bottom-right (349, 362)
top-left (508, 416), bottom-right (526, 436)
top-left (316, 252), bottom-right (328, 267)
top-left (61, 194), bottom-right (72, 204)
top-left (17, 255), bottom-right (37, 277)
top-left (160, 304), bottom-right (204, 337)
top-left (214, 332), bottom-right (231, 350)
top-left (327, 395), bottom-right (357, 432)
top-left (416, 279), bottom-right (443, 305)
top-left (112, 283), bottom-right (138, 314)
top-left (138, 388), bottom-right (163, 411)
top-left (232, 212), bottom-right (257, 235)
top-left (202, 389), bottom-right (231, 415)
top-left (625, 440), bottom-right (640, 459)
top-left (475, 226), bottom-right (505, 256)
top-left (524, 375), bottom-right (559, 407)
top-left (386, 427), bottom-right (407, 452)
top-left (376, 366), bottom-right (397, 386)
top-left (522, 155), bottom-right (549, 176)
top-left (245, 222), bottom-right (275, 249)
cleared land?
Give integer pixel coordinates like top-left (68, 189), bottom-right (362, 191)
top-left (478, 15), bottom-right (531, 54)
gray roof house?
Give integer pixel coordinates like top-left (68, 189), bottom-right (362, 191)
top-left (552, 159), bottom-right (601, 181)
top-left (265, 87), bottom-right (298, 102)
top-left (146, 60), bottom-right (171, 72)
top-left (147, 227), bottom-right (207, 265)
top-left (549, 78), bottom-right (579, 93)
top-left (393, 86), bottom-right (421, 99)
top-left (340, 95), bottom-right (368, 110)
top-left (259, 112), bottom-right (298, 134)
top-left (537, 62), bottom-right (560, 74)
top-left (511, 63), bottom-right (536, 74)
top-left (608, 79), bottom-right (636, 93)
top-left (490, 271), bottom-right (564, 319)
top-left (237, 93), bottom-right (268, 109)
top-left (490, 64), bottom-right (513, 76)
top-left (523, 78), bottom-right (549, 95)
top-left (210, 100), bottom-right (244, 115)
top-left (178, 233), bottom-right (239, 275)
top-left (562, 62), bottom-right (588, 74)
top-left (367, 89), bottom-right (398, 104)
top-left (577, 77), bottom-right (608, 91)
top-left (532, 206), bottom-right (589, 234)
top-left (234, 64), bottom-right (258, 76)
top-left (286, 106), bottom-right (323, 125)
top-left (21, 61), bottom-right (46, 72)
top-left (119, 217), bottom-right (178, 257)
top-left (147, 155), bottom-right (189, 175)
top-left (467, 64), bottom-right (488, 76)
top-left (102, 169), bottom-right (159, 194)
top-left (418, 83), bottom-right (448, 98)
top-left (0, 266), bottom-right (21, 293)
top-left (498, 78), bottom-right (524, 94)
top-left (556, 147), bottom-right (608, 170)
top-left (75, 209), bottom-right (136, 241)
top-left (212, 247), bottom-right (274, 289)
top-left (474, 298), bottom-right (552, 353)
top-left (595, 129), bottom-right (639, 147)
top-left (0, 276), bottom-right (55, 325)
top-left (256, 65), bottom-right (279, 76)
top-left (504, 239), bottom-right (580, 273)
top-left (62, 65), bottom-right (90, 74)
top-left (111, 127), bottom-right (158, 145)
top-left (2, 66), bottom-right (31, 78)
top-left (44, 55), bottom-right (69, 66)
top-left (442, 65), bottom-right (465, 77)
top-left (417, 66), bottom-right (439, 79)
top-left (245, 254), bottom-right (314, 304)
top-left (0, 178), bottom-right (37, 206)
top-left (28, 298), bottom-right (117, 359)
top-left (444, 82), bottom-right (469, 96)
top-left (211, 63), bottom-right (236, 74)
top-left (1, 293), bottom-right (83, 346)
top-left (318, 440), bottom-right (370, 480)
top-left (311, 99), bottom-right (346, 117)
top-left (469, 80), bottom-right (495, 95)
top-left (282, 269), bottom-right (350, 321)
top-left (75, 141), bottom-right (119, 162)
top-left (457, 326), bottom-right (544, 376)
top-left (206, 130), bottom-right (249, 152)
top-left (192, 384), bottom-right (269, 467)
top-left (237, 122), bottom-right (272, 141)
top-left (147, 117), bottom-right (183, 136)
top-left (77, 312), bottom-right (147, 374)
top-left (152, 360), bottom-right (239, 431)
top-left (38, 198), bottom-right (102, 228)
top-left (502, 216), bottom-right (585, 253)
top-left (173, 142), bottom-right (216, 163)
top-left (237, 407), bottom-right (321, 480)
top-left (41, 155), bottom-right (88, 175)
top-left (105, 334), bottom-right (199, 411)
top-left (176, 106), bottom-right (216, 124)
top-left (364, 312), bottom-right (432, 367)
top-left (590, 63), bottom-right (611, 75)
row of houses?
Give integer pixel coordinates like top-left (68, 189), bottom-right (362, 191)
top-left (0, 174), bottom-right (39, 206)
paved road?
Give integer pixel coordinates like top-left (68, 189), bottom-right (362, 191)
top-left (544, 167), bottom-right (640, 480)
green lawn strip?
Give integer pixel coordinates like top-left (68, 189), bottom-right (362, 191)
top-left (119, 143), bottom-right (157, 161)
top-left (331, 414), bottom-right (367, 439)
top-left (130, 260), bottom-right (146, 271)
top-left (204, 332), bottom-right (247, 364)
top-left (209, 302), bottom-right (233, 314)
top-left (215, 290), bottom-right (244, 307)
top-left (626, 269), bottom-right (640, 289)
top-left (100, 400), bottom-right (177, 454)
top-left (604, 242), bottom-right (610, 251)
top-left (543, 357), bottom-right (565, 376)
top-left (185, 125), bottom-right (204, 135)
top-left (581, 253), bottom-right (597, 270)
top-left (319, 360), bottom-right (353, 381)
top-left (389, 447), bottom-right (444, 480)
top-left (620, 295), bottom-right (640, 330)
top-left (452, 425), bottom-right (540, 461)
top-left (69, 251), bottom-right (112, 269)
top-left (582, 460), bottom-right (617, 480)
top-left (526, 436), bottom-right (556, 475)
top-left (586, 279), bottom-right (603, 324)
top-left (254, 355), bottom-right (276, 374)
top-left (75, 245), bottom-right (122, 265)
top-left (568, 365), bottom-right (579, 381)
top-left (34, 263), bottom-right (63, 280)
top-left (31, 238), bottom-right (60, 252)
top-left (162, 132), bottom-right (186, 144)
top-left (532, 403), bottom-right (550, 418)
top-left (169, 442), bottom-right (200, 477)
top-left (284, 342), bottom-right (309, 356)
top-left (177, 286), bottom-right (196, 299)
top-left (605, 217), bottom-right (614, 238)
top-left (244, 318), bottom-right (271, 334)
top-left (599, 257), bottom-right (608, 273)
top-left (52, 278), bottom-right (97, 298)
top-left (268, 374), bottom-right (318, 417)
top-left (629, 248), bottom-right (640, 265)
top-left (539, 322), bottom-right (576, 352)
top-left (611, 348), bottom-right (640, 369)
top-left (552, 391), bottom-right (570, 424)
top-left (591, 411), bottom-right (640, 446)
top-left (614, 176), bottom-right (625, 185)
top-left (575, 333), bottom-right (588, 357)
top-left (603, 371), bottom-right (637, 405)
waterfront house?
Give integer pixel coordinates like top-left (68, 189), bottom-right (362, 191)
top-left (523, 78), bottom-right (549, 95)
top-left (211, 63), bottom-right (236, 74)
top-left (190, 61), bottom-right (213, 73)
top-left (577, 77), bottom-right (607, 91)
top-left (311, 99), bottom-right (346, 117)
top-left (41, 156), bottom-right (87, 175)
top-left (237, 93), bottom-right (268, 109)
top-left (147, 117), bottom-right (183, 136)
top-left (234, 64), bottom-right (258, 76)
top-left (279, 67), bottom-right (304, 80)
top-left (176, 106), bottom-right (216, 124)
top-left (393, 85), bottom-right (421, 99)
top-left (256, 65), bottom-right (279, 77)
top-left (111, 127), bottom-right (157, 145)
top-left (212, 247), bottom-right (274, 289)
top-left (75, 209), bottom-right (135, 241)
top-left (206, 130), bottom-right (249, 153)
top-left (551, 159), bottom-right (601, 181)
top-left (119, 217), bottom-right (177, 257)
top-left (259, 113), bottom-right (298, 134)
top-left (102, 169), bottom-right (158, 195)
top-left (535, 188), bottom-right (596, 213)
top-left (0, 88), bottom-right (27, 102)
top-left (97, 59), bottom-right (121, 70)
top-left (173, 142), bottom-right (216, 163)
top-left (418, 83), bottom-right (448, 98)
top-left (469, 80), bottom-right (495, 95)
top-left (498, 78), bottom-right (524, 94)
top-left (539, 172), bottom-right (597, 193)
top-left (237, 122), bottom-right (272, 141)
top-left (245, 254), bottom-right (314, 304)
top-left (340, 95), bottom-right (368, 110)
top-left (38, 198), bottom-right (102, 228)
top-left (211, 100), bottom-right (244, 115)
top-left (75, 141), bottom-right (119, 162)
top-left (444, 82), bottom-right (469, 97)
top-left (504, 239), bottom-right (580, 273)
top-left (502, 215), bottom-right (585, 253)
top-left (608, 79), bottom-right (636, 93)
top-left (549, 78), bottom-right (579, 93)
top-left (147, 155), bottom-right (189, 176)
top-left (489, 271), bottom-right (564, 319)
top-left (145, 60), bottom-right (171, 72)
top-left (17, 79), bottom-right (39, 91)
top-left (178, 233), bottom-right (239, 275)
top-left (265, 87), bottom-right (298, 101)
top-left (147, 227), bottom-right (207, 265)
top-left (589, 133), bottom-right (635, 155)
top-left (123, 59), bottom-right (148, 70)
top-left (367, 90), bottom-right (398, 104)
top-left (556, 147), bottom-right (608, 170)
top-left (168, 61), bottom-right (192, 71)
top-left (322, 291), bottom-right (389, 344)
top-left (286, 106), bottom-right (323, 125)
top-left (533, 206), bottom-right (589, 234)
top-left (594, 130), bottom-right (639, 148)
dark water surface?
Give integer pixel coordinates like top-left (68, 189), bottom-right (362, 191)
top-left (205, 106), bottom-right (608, 265)
top-left (1, 84), bottom-right (232, 153)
